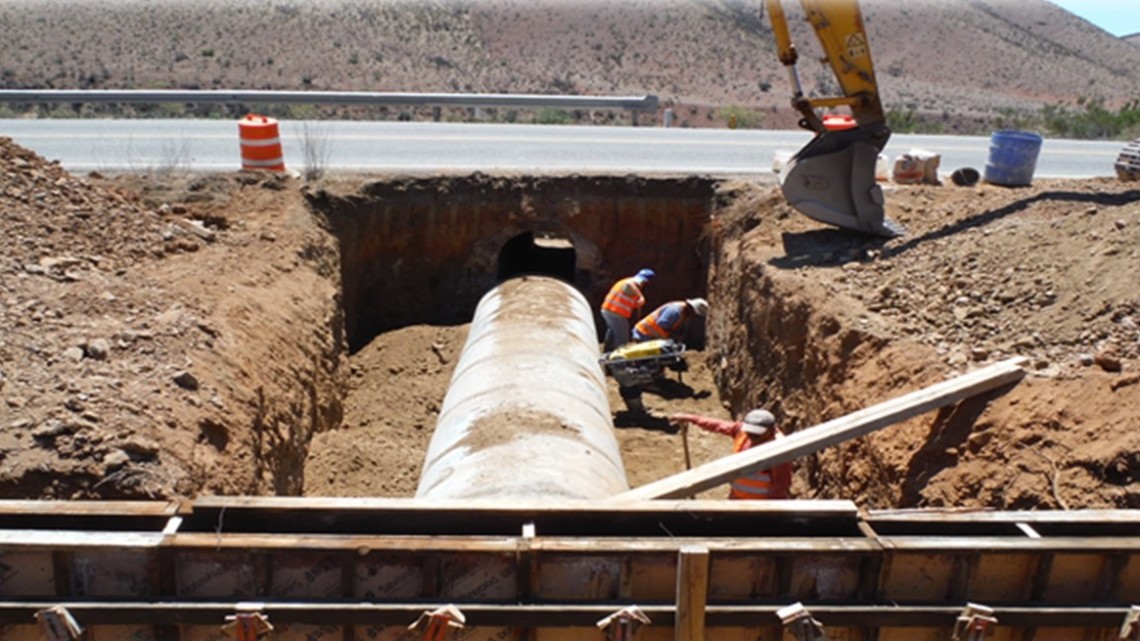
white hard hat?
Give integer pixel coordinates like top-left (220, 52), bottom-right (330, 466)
top-left (741, 409), bottom-right (776, 436)
top-left (686, 298), bottom-right (708, 316)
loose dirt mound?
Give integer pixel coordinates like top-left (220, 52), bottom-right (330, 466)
top-left (706, 176), bottom-right (1139, 509)
top-left (0, 138), bottom-right (343, 499)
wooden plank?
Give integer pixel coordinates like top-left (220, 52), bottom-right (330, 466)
top-left (187, 496), bottom-right (858, 516)
top-left (867, 509), bottom-right (1140, 524)
top-left (613, 357), bottom-right (1029, 500)
top-left (0, 500), bottom-right (179, 516)
top-left (675, 547), bottom-right (709, 641)
top-left (0, 530), bottom-right (165, 548)
top-left (160, 533), bottom-right (886, 554)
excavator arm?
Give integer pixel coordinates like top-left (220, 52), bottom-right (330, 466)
top-left (765, 0), bottom-right (902, 236)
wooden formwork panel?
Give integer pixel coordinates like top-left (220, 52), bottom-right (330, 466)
top-left (356, 554), bottom-right (427, 600)
top-left (176, 550), bottom-right (258, 597)
top-left (533, 555), bottom-right (621, 601)
top-left (786, 554), bottom-right (863, 601)
top-left (439, 554), bottom-right (517, 601)
top-left (0, 624), bottom-right (39, 641)
top-left (1033, 628), bottom-right (1118, 641)
top-left (708, 554), bottom-right (780, 601)
top-left (1120, 554), bottom-right (1140, 601)
top-left (880, 625), bottom-right (1016, 638)
top-left (0, 551), bottom-right (54, 596)
top-left (71, 549), bottom-right (154, 597)
top-left (1040, 553), bottom-right (1107, 603)
top-left (268, 551), bottom-right (343, 599)
top-left (880, 552), bottom-right (960, 602)
top-left (618, 553), bottom-right (676, 601)
top-left (968, 553), bottom-right (1035, 601)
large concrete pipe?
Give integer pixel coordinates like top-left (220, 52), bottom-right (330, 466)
top-left (416, 275), bottom-right (629, 500)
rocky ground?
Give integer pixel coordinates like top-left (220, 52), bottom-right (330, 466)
top-left (0, 137), bottom-right (344, 499)
top-left (1, 135), bottom-right (1137, 508)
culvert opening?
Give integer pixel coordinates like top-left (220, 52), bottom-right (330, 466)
top-left (497, 231), bottom-right (576, 282)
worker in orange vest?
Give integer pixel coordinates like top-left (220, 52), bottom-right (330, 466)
top-left (632, 298), bottom-right (707, 342)
top-left (668, 409), bottom-right (792, 499)
top-left (601, 268), bottom-right (654, 351)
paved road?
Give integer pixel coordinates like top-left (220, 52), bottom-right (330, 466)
top-left (0, 119), bottom-right (1125, 179)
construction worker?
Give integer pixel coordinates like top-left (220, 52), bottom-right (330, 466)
top-left (631, 298), bottom-right (707, 342)
top-left (601, 268), bottom-right (654, 351)
top-left (668, 409), bottom-right (792, 500)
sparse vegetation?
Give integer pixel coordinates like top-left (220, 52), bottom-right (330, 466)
top-left (297, 120), bottom-right (332, 181)
top-left (534, 109), bottom-right (571, 125)
top-left (0, 1), bottom-right (1137, 134)
top-left (718, 105), bottom-right (763, 129)
top-left (1039, 98), bottom-right (1140, 140)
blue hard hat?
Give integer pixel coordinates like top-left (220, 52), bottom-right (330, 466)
top-left (636, 268), bottom-right (655, 280)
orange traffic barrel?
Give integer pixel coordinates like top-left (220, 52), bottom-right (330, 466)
top-left (238, 114), bottom-right (285, 171)
top-left (822, 114), bottom-right (857, 131)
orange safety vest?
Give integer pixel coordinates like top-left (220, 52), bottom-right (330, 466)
top-left (728, 431), bottom-right (775, 500)
top-left (633, 302), bottom-right (682, 340)
top-left (602, 278), bottom-right (644, 318)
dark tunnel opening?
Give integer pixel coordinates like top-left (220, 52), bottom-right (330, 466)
top-left (497, 231), bottom-right (577, 283)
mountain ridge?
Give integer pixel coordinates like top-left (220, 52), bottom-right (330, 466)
top-left (1, 0), bottom-right (1137, 131)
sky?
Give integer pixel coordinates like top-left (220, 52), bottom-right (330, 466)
top-left (1045, 0), bottom-right (1140, 38)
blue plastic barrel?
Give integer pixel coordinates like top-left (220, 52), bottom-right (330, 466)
top-left (984, 130), bottom-right (1043, 186)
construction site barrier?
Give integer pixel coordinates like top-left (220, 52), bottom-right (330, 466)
top-left (237, 114), bottom-right (285, 171)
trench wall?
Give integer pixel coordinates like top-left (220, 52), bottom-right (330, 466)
top-left (705, 230), bottom-right (948, 507)
top-left (305, 174), bottom-right (716, 350)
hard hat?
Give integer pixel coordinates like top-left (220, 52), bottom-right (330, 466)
top-left (686, 298), bottom-right (708, 316)
top-left (636, 268), bottom-right (656, 280)
top-left (742, 409), bottom-right (776, 436)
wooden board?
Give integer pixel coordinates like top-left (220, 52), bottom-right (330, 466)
top-left (614, 358), bottom-right (1029, 500)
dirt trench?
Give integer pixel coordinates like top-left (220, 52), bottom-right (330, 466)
top-left (304, 173), bottom-right (1139, 509)
top-left (3, 133), bottom-right (1135, 507)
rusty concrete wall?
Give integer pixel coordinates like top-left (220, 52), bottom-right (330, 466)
top-left (306, 174), bottom-right (715, 350)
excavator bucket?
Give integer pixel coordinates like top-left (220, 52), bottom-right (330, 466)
top-left (778, 127), bottom-right (904, 237)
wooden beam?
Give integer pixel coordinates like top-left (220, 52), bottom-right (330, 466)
top-left (675, 547), bottom-right (709, 641)
top-left (612, 357), bottom-right (1030, 501)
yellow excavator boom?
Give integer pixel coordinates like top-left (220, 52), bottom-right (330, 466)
top-left (765, 0), bottom-right (902, 236)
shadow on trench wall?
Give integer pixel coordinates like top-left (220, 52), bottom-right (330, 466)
top-left (306, 173), bottom-right (718, 351)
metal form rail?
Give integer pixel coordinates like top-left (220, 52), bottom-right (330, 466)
top-left (1, 498), bottom-right (1137, 640)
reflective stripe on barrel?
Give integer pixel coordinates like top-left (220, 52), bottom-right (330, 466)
top-left (238, 114), bottom-right (285, 171)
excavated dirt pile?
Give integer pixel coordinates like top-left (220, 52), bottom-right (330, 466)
top-left (0, 137), bottom-right (343, 499)
top-left (1, 135), bottom-right (1138, 508)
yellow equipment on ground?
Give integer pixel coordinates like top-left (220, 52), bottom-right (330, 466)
top-left (600, 338), bottom-right (687, 388)
top-left (765, 0), bottom-right (903, 236)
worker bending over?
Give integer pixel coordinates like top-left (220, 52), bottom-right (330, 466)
top-left (600, 268), bottom-right (654, 351)
top-left (632, 297), bottom-right (707, 342)
top-left (669, 409), bottom-right (792, 500)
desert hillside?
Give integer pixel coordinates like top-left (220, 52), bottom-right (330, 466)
top-left (1, 0), bottom-right (1139, 131)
